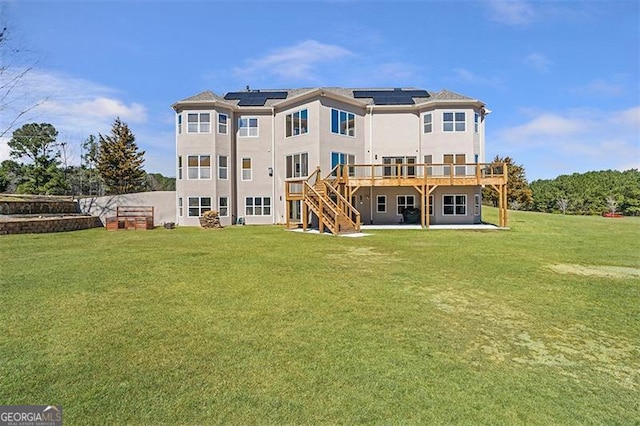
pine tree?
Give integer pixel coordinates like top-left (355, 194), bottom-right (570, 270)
top-left (482, 155), bottom-right (533, 209)
top-left (8, 122), bottom-right (67, 194)
top-left (97, 118), bottom-right (146, 195)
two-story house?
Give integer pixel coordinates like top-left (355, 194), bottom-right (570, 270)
top-left (172, 87), bottom-right (507, 233)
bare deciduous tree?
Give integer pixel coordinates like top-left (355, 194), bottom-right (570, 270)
top-left (0, 23), bottom-right (43, 139)
top-left (606, 196), bottom-right (618, 215)
top-left (557, 198), bottom-right (569, 215)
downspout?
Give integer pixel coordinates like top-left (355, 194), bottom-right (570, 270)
top-left (368, 105), bottom-right (374, 224)
top-left (174, 109), bottom-right (180, 225)
top-left (271, 106), bottom-right (276, 224)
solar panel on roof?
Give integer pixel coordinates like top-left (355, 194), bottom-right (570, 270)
top-left (353, 88), bottom-right (429, 105)
top-left (224, 91), bottom-right (288, 106)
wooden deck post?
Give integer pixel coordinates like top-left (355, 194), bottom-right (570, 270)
top-left (285, 200), bottom-right (290, 229)
top-left (318, 196), bottom-right (324, 234)
top-left (302, 183), bottom-right (308, 232)
top-left (424, 186), bottom-right (430, 228)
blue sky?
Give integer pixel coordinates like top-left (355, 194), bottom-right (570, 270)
top-left (0, 0), bottom-right (638, 180)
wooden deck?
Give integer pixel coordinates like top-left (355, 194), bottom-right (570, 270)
top-left (285, 162), bottom-right (508, 232)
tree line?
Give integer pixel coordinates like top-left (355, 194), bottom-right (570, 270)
top-left (483, 156), bottom-right (640, 216)
top-left (0, 119), bottom-right (175, 196)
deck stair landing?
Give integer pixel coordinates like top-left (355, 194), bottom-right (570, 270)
top-left (290, 167), bottom-right (360, 235)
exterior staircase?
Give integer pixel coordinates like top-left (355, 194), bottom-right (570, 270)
top-left (302, 167), bottom-right (360, 235)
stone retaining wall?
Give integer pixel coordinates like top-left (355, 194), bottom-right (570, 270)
top-left (0, 201), bottom-right (78, 215)
top-left (0, 216), bottom-right (102, 235)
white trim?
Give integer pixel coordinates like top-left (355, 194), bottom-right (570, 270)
top-left (330, 108), bottom-right (356, 137)
top-left (187, 196), bottom-right (212, 217)
top-left (186, 155), bottom-right (212, 180)
top-left (442, 194), bottom-right (467, 216)
top-left (285, 108), bottom-right (309, 138)
top-left (376, 195), bottom-right (387, 213)
top-left (218, 196), bottom-right (229, 217)
top-left (241, 157), bottom-right (252, 181)
top-left (218, 113), bottom-right (228, 134)
top-left (423, 112), bottom-right (432, 133)
top-left (218, 155), bottom-right (228, 180)
top-left (186, 112), bottom-right (211, 133)
top-left (238, 116), bottom-right (259, 137)
top-left (396, 194), bottom-right (416, 216)
top-left (442, 111), bottom-right (466, 133)
top-left (245, 196), bottom-right (272, 216)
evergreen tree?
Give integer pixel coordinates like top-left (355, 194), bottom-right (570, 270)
top-left (0, 160), bottom-right (21, 192)
top-left (530, 169), bottom-right (640, 215)
top-left (97, 118), bottom-right (146, 195)
top-left (482, 155), bottom-right (533, 209)
top-left (8, 123), bottom-right (67, 194)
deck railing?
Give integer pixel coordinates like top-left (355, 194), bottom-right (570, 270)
top-left (329, 162), bottom-right (507, 185)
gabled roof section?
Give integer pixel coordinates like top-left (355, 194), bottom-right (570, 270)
top-left (429, 89), bottom-right (476, 101)
top-left (179, 90), bottom-right (227, 103)
top-left (172, 90), bottom-right (234, 111)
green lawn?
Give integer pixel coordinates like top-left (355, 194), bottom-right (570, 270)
top-left (1, 208), bottom-right (639, 424)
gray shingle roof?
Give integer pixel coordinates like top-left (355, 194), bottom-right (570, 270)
top-left (178, 90), bottom-right (230, 103)
top-left (176, 87), bottom-right (480, 108)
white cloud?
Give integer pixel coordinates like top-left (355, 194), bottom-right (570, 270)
top-left (486, 0), bottom-right (536, 26)
top-left (491, 106), bottom-right (640, 179)
top-left (42, 97), bottom-right (146, 122)
top-left (500, 113), bottom-right (585, 142)
top-left (523, 53), bottom-right (553, 73)
top-left (1, 70), bottom-right (147, 138)
top-left (450, 68), bottom-right (503, 88)
top-left (233, 40), bottom-right (352, 81)
top-left (608, 106), bottom-right (640, 126)
top-left (0, 137), bottom-right (10, 162)
top-left (0, 69), bottom-right (154, 169)
top-left (579, 79), bottom-right (625, 97)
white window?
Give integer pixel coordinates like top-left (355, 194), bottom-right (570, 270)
top-left (187, 155), bottom-right (211, 179)
top-left (443, 154), bottom-right (466, 176)
top-left (241, 158), bottom-right (252, 181)
top-left (429, 195), bottom-right (434, 216)
top-left (188, 197), bottom-right (211, 217)
top-left (443, 112), bottom-right (465, 132)
top-left (219, 197), bottom-right (229, 217)
top-left (423, 113), bottom-right (432, 133)
top-left (474, 194), bottom-right (481, 216)
top-left (397, 195), bottom-right (415, 215)
top-left (245, 197), bottom-right (271, 216)
top-left (331, 152), bottom-right (355, 177)
top-left (443, 194), bottom-right (467, 216)
top-left (474, 112), bottom-right (480, 133)
top-left (187, 113), bottom-right (211, 133)
top-left (376, 195), bottom-right (386, 213)
top-left (331, 108), bottom-right (355, 136)
top-left (286, 109), bottom-right (308, 137)
top-left (177, 114), bottom-right (182, 134)
top-left (218, 155), bottom-right (228, 180)
top-left (177, 156), bottom-right (182, 180)
top-left (218, 113), bottom-right (228, 134)
top-left (178, 197), bottom-right (183, 217)
top-left (383, 156), bottom-right (416, 177)
top-left (239, 117), bottom-right (258, 137)
top-left (286, 153), bottom-right (309, 178)
top-left (424, 154), bottom-right (433, 176)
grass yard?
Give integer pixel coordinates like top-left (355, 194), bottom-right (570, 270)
top-left (1, 208), bottom-right (639, 424)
